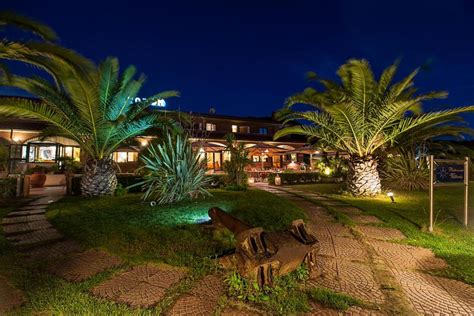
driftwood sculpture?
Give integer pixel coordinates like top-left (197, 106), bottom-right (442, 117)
top-left (208, 207), bottom-right (320, 286)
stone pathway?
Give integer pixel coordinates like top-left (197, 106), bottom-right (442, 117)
top-left (257, 184), bottom-right (474, 315)
top-left (168, 274), bottom-right (225, 315)
top-left (1, 191), bottom-right (226, 315)
top-left (92, 264), bottom-right (187, 308)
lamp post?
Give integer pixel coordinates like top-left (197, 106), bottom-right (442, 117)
top-left (387, 192), bottom-right (395, 203)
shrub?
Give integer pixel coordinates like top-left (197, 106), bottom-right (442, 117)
top-left (225, 266), bottom-right (311, 314)
top-left (381, 147), bottom-right (429, 191)
top-left (117, 175), bottom-right (143, 193)
top-left (135, 134), bottom-right (212, 205)
top-left (0, 178), bottom-right (17, 198)
top-left (205, 174), bottom-right (226, 188)
top-left (269, 172), bottom-right (320, 185)
top-left (223, 134), bottom-right (250, 189)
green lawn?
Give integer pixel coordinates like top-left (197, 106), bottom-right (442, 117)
top-left (0, 189), bottom-right (309, 314)
top-left (289, 182), bottom-right (474, 285)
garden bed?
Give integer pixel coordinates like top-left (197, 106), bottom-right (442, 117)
top-left (46, 189), bottom-right (306, 270)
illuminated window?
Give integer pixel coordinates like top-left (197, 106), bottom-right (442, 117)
top-left (114, 152), bottom-right (128, 163)
top-left (127, 152), bottom-right (138, 162)
top-left (259, 127), bottom-right (268, 134)
top-left (205, 123), bottom-right (216, 131)
top-left (64, 147), bottom-right (73, 158)
top-left (231, 125), bottom-right (238, 133)
top-left (223, 150), bottom-right (231, 162)
top-left (112, 151), bottom-right (138, 163)
top-left (239, 126), bottom-right (250, 133)
top-left (73, 147), bottom-right (81, 161)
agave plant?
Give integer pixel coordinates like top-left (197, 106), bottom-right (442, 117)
top-left (137, 134), bottom-right (212, 205)
top-left (275, 59), bottom-right (474, 196)
top-left (381, 147), bottom-right (430, 191)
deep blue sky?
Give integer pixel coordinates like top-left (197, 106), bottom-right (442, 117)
top-left (2, 0), bottom-right (474, 127)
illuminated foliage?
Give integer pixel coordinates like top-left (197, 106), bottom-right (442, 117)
top-left (0, 14), bottom-right (179, 195)
top-left (275, 59), bottom-right (474, 196)
top-left (137, 134), bottom-right (212, 205)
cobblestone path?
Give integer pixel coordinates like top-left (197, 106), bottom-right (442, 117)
top-left (258, 184), bottom-right (474, 315)
top-left (1, 192), bottom-right (226, 315)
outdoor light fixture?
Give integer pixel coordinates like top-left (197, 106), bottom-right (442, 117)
top-left (275, 174), bottom-right (281, 186)
top-left (140, 139), bottom-right (148, 147)
top-left (324, 167), bottom-right (331, 175)
top-left (248, 177), bottom-right (255, 184)
top-left (12, 136), bottom-right (20, 143)
top-left (387, 192), bottom-right (395, 203)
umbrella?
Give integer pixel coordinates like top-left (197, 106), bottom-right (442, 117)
top-left (191, 141), bottom-right (226, 152)
top-left (286, 145), bottom-right (320, 155)
top-left (285, 145), bottom-right (322, 170)
top-left (246, 143), bottom-right (286, 169)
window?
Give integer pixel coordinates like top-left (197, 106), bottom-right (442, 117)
top-left (231, 125), bottom-right (238, 133)
top-left (259, 127), bottom-right (268, 134)
top-left (205, 123), bottom-right (216, 131)
top-left (193, 122), bottom-right (203, 130)
top-left (112, 151), bottom-right (138, 163)
top-left (239, 126), bottom-right (250, 133)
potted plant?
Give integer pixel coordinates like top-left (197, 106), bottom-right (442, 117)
top-left (25, 165), bottom-right (48, 188)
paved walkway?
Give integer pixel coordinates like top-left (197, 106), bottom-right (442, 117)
top-left (0, 190), bottom-right (226, 315)
top-left (3, 186), bottom-right (474, 314)
top-left (257, 184), bottom-right (474, 315)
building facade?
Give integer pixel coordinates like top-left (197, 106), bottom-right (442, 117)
top-left (0, 100), bottom-right (308, 175)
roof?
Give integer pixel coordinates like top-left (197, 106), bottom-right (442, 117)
top-left (188, 111), bottom-right (280, 124)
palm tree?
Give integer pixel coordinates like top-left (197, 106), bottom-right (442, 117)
top-left (275, 59), bottom-right (474, 196)
top-left (0, 11), bottom-right (92, 79)
top-left (0, 53), bottom-right (178, 196)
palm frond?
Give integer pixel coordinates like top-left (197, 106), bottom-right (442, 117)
top-left (0, 11), bottom-right (58, 41)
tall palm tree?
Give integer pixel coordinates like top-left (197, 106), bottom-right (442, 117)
top-left (0, 11), bottom-right (92, 80)
top-left (0, 53), bottom-right (178, 196)
top-left (275, 59), bottom-right (474, 196)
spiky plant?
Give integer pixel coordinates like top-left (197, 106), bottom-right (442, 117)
top-left (275, 59), bottom-right (474, 196)
top-left (381, 147), bottom-right (430, 191)
top-left (137, 134), bottom-right (212, 205)
top-left (0, 52), bottom-right (178, 196)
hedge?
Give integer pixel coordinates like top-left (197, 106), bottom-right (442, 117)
top-left (0, 177), bottom-right (17, 198)
top-left (268, 172), bottom-right (320, 185)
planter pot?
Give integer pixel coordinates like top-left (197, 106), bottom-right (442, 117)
top-left (30, 173), bottom-right (47, 188)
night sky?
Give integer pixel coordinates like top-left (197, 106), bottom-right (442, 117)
top-left (2, 0), bottom-right (474, 128)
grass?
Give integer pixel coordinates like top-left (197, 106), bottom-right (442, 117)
top-left (47, 189), bottom-right (307, 270)
top-left (0, 189), bottom-right (308, 314)
top-left (290, 182), bottom-right (474, 285)
top-left (307, 287), bottom-right (361, 311)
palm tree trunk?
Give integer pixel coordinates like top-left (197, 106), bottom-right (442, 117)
top-left (80, 158), bottom-right (117, 196)
top-left (347, 156), bottom-right (381, 196)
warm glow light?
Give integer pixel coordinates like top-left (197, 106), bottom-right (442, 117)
top-left (324, 167), bottom-right (331, 175)
top-left (248, 177), bottom-right (255, 184)
top-left (274, 174), bottom-right (281, 186)
top-left (12, 137), bottom-right (20, 143)
top-left (140, 139), bottom-right (148, 147)
top-left (387, 192), bottom-right (394, 197)
top-left (387, 192), bottom-right (395, 203)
